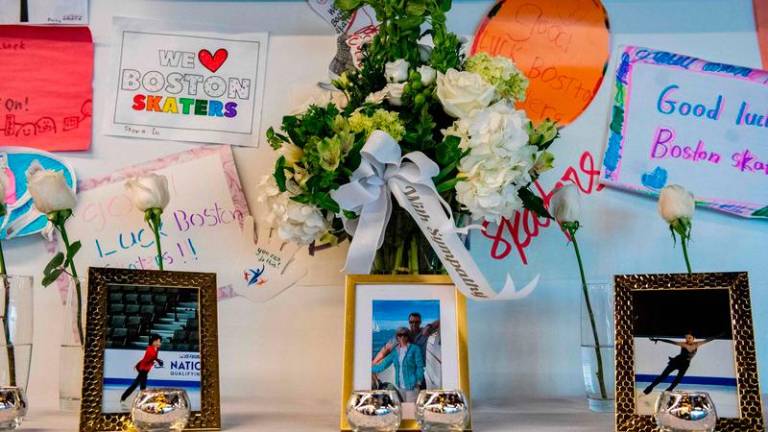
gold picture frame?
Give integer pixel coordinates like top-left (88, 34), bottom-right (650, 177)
top-left (340, 274), bottom-right (471, 431)
top-left (614, 272), bottom-right (764, 432)
top-left (79, 267), bottom-right (221, 432)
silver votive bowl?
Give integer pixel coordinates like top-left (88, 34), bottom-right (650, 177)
top-left (346, 390), bottom-right (402, 432)
top-left (416, 390), bottom-right (470, 431)
top-left (654, 391), bottom-right (717, 432)
top-left (130, 388), bottom-right (191, 432)
top-left (0, 387), bottom-right (26, 430)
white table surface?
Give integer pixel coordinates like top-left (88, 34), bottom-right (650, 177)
top-left (21, 399), bottom-right (613, 431)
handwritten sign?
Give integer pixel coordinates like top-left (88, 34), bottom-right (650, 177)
top-left (64, 146), bottom-right (252, 292)
top-left (471, 0), bottom-right (610, 125)
top-left (0, 26), bottom-right (93, 151)
top-left (104, 17), bottom-right (268, 147)
top-left (601, 46), bottom-right (768, 218)
top-left (0, 0), bottom-right (88, 25)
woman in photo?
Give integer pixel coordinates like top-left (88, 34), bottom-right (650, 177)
top-left (643, 332), bottom-right (721, 394)
top-left (372, 327), bottom-right (424, 402)
top-left (120, 334), bottom-right (165, 404)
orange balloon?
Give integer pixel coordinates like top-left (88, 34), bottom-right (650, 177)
top-left (472, 0), bottom-right (610, 126)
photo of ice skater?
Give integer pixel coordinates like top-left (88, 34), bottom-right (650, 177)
top-left (101, 284), bottom-right (202, 414)
top-left (642, 332), bottom-right (723, 395)
top-left (632, 289), bottom-right (739, 417)
top-left (120, 334), bottom-right (164, 404)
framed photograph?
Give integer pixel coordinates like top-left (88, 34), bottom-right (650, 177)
top-left (80, 267), bottom-right (221, 431)
top-left (340, 275), bottom-right (470, 431)
top-left (615, 272), bottom-right (764, 432)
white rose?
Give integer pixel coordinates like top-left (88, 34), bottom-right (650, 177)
top-left (418, 65), bottom-right (437, 86)
top-left (385, 83), bottom-right (405, 106)
top-left (658, 184), bottom-right (695, 223)
top-left (385, 59), bottom-right (410, 83)
top-left (549, 184), bottom-right (581, 224)
top-left (436, 69), bottom-right (496, 119)
top-left (125, 174), bottom-right (170, 212)
top-left (26, 162), bottom-right (76, 214)
top-left (256, 175), bottom-right (328, 245)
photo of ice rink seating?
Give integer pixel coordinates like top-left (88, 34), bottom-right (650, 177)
top-left (106, 286), bottom-right (200, 352)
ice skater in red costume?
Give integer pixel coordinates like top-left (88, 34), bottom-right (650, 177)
top-left (121, 334), bottom-right (164, 402)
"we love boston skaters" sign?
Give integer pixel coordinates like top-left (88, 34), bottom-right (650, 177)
top-left (104, 17), bottom-right (268, 147)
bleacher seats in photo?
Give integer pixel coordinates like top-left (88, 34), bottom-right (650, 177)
top-left (105, 285), bottom-right (200, 352)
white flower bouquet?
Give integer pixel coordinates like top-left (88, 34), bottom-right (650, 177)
top-left (264, 0), bottom-right (559, 275)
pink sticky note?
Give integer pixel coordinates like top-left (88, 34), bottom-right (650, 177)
top-left (0, 26), bottom-right (93, 152)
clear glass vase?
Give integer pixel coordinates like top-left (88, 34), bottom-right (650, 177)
top-left (0, 276), bottom-right (33, 393)
top-left (580, 281), bottom-right (615, 412)
top-left (60, 276), bottom-right (86, 411)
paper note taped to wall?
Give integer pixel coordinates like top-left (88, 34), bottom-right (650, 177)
top-left (600, 46), bottom-right (768, 218)
top-left (0, 25), bottom-right (93, 151)
top-left (64, 146), bottom-right (252, 294)
top-left (103, 17), bottom-right (268, 147)
top-left (0, 0), bottom-right (88, 24)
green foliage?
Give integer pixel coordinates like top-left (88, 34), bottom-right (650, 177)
top-left (41, 210), bottom-right (81, 287)
top-left (518, 187), bottom-right (552, 220)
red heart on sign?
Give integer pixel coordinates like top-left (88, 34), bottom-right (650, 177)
top-left (198, 48), bottom-right (229, 73)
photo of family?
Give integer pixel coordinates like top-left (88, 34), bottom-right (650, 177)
top-left (371, 300), bottom-right (441, 404)
top-left (101, 284), bottom-right (202, 414)
top-left (632, 288), bottom-right (739, 417)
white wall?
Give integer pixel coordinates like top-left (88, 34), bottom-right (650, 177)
top-left (5, 0), bottom-right (767, 417)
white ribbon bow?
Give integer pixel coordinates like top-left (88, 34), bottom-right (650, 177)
top-left (332, 130), bottom-right (538, 301)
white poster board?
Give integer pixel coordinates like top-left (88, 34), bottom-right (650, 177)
top-left (63, 146), bottom-right (251, 295)
top-left (103, 17), bottom-right (268, 147)
top-left (600, 46), bottom-right (768, 218)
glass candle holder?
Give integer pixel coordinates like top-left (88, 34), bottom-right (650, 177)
top-left (415, 390), bottom-right (470, 431)
top-left (654, 391), bottom-right (717, 432)
top-left (0, 387), bottom-right (26, 430)
top-left (345, 389), bottom-right (402, 432)
top-left (130, 388), bottom-right (191, 432)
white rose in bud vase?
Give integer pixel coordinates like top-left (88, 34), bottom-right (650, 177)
top-left (385, 83), bottom-right (405, 106)
top-left (26, 162), bottom-right (76, 214)
top-left (418, 65), bottom-right (437, 86)
top-left (125, 174), bottom-right (170, 212)
top-left (658, 184), bottom-right (695, 223)
top-left (436, 69), bottom-right (496, 119)
top-left (549, 184), bottom-right (582, 224)
top-left (384, 59), bottom-right (409, 83)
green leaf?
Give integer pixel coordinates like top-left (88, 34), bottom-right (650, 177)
top-left (335, 0), bottom-right (362, 12)
top-left (752, 206), bottom-right (768, 218)
top-left (44, 252), bottom-right (65, 275)
top-left (66, 241), bottom-right (82, 265)
top-left (273, 156), bottom-right (287, 192)
top-left (395, 16), bottom-right (423, 29)
top-left (314, 193), bottom-right (341, 213)
top-left (438, 0), bottom-right (452, 12)
top-left (519, 187), bottom-right (552, 219)
top-left (436, 178), bottom-right (461, 193)
top-left (42, 268), bottom-right (64, 287)
top-left (406, 0), bottom-right (427, 16)
top-left (436, 135), bottom-right (461, 166)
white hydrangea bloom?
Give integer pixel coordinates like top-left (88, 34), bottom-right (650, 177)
top-left (256, 175), bottom-right (329, 245)
top-left (450, 101), bottom-right (537, 223)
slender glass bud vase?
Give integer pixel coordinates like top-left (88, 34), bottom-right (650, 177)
top-left (59, 277), bottom-right (86, 411)
top-left (0, 276), bottom-right (33, 393)
top-left (580, 282), bottom-right (615, 412)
